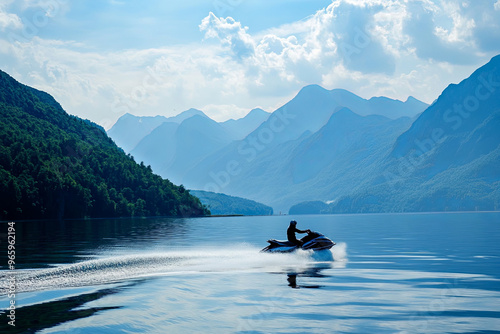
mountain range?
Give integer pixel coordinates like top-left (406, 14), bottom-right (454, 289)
top-left (109, 83), bottom-right (428, 212)
top-left (108, 55), bottom-right (500, 214)
top-left (326, 55), bottom-right (500, 213)
top-left (109, 108), bottom-right (270, 185)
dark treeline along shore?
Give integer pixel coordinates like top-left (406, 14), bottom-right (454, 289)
top-left (0, 70), bottom-right (210, 220)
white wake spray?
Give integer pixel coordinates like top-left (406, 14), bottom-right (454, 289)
top-left (0, 244), bottom-right (347, 294)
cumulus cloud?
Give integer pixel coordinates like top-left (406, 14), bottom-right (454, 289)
top-left (463, 0), bottom-right (500, 53)
top-left (1, 0), bottom-right (500, 129)
top-left (200, 1), bottom-right (399, 78)
top-left (0, 8), bottom-right (22, 31)
top-left (402, 0), bottom-right (500, 63)
top-left (403, 2), bottom-right (474, 64)
top-left (319, 1), bottom-right (397, 74)
top-left (203, 0), bottom-right (500, 72)
top-left (1, 35), bottom-right (256, 128)
top-left (197, 0), bottom-right (500, 102)
top-left (200, 2), bottom-right (399, 93)
top-left (200, 12), bottom-right (255, 60)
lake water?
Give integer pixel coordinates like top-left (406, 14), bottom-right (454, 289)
top-left (1, 212), bottom-right (500, 333)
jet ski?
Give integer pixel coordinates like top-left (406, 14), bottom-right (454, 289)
top-left (261, 231), bottom-right (335, 253)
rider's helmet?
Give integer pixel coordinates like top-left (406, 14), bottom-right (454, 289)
top-left (290, 220), bottom-right (297, 225)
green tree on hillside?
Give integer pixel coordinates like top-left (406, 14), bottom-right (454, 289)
top-left (0, 70), bottom-right (210, 220)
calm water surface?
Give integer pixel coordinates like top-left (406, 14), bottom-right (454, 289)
top-left (1, 212), bottom-right (500, 333)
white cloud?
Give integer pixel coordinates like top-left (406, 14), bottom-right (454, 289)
top-left (1, 0), bottom-right (500, 130)
top-left (403, 2), bottom-right (471, 64)
top-left (200, 12), bottom-right (255, 60)
top-left (1, 35), bottom-right (259, 128)
top-left (196, 1), bottom-right (500, 106)
top-left (462, 0), bottom-right (500, 52)
top-left (319, 1), bottom-right (397, 74)
top-left (198, 2), bottom-right (400, 97)
top-left (0, 8), bottom-right (22, 31)
top-left (201, 104), bottom-right (249, 122)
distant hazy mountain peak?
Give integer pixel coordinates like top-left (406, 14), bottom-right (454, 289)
top-left (168, 108), bottom-right (209, 123)
top-left (183, 108), bottom-right (206, 116)
top-left (241, 108), bottom-right (269, 121)
top-left (299, 83), bottom-right (328, 93)
top-left (293, 84), bottom-right (331, 100)
top-left (405, 96), bottom-right (419, 103)
top-left (225, 107), bottom-right (269, 122)
top-left (368, 95), bottom-right (397, 103)
top-left (293, 85), bottom-right (427, 119)
top-left (121, 112), bottom-right (135, 119)
top-left (108, 113), bottom-right (169, 152)
top-left (220, 107), bottom-right (270, 140)
top-left (247, 107), bottom-right (268, 116)
top-left (296, 85), bottom-right (356, 101)
top-left (180, 113), bottom-right (219, 126)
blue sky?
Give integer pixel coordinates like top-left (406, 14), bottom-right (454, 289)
top-left (18, 1), bottom-right (332, 49)
top-left (1, 0), bottom-right (500, 128)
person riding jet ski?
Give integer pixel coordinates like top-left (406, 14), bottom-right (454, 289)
top-left (287, 220), bottom-right (310, 247)
top-left (261, 221), bottom-right (335, 253)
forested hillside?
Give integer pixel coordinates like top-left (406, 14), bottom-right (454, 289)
top-left (190, 190), bottom-right (273, 216)
top-left (0, 70), bottom-right (209, 220)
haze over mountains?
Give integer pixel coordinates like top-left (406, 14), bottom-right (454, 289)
top-left (109, 82), bottom-right (429, 211)
top-left (331, 55), bottom-right (500, 213)
top-left (108, 55), bottom-right (500, 213)
top-left (183, 105), bottom-right (418, 212)
top-left (109, 108), bottom-right (270, 186)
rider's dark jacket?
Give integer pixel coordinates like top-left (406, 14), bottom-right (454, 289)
top-left (287, 225), bottom-right (308, 244)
